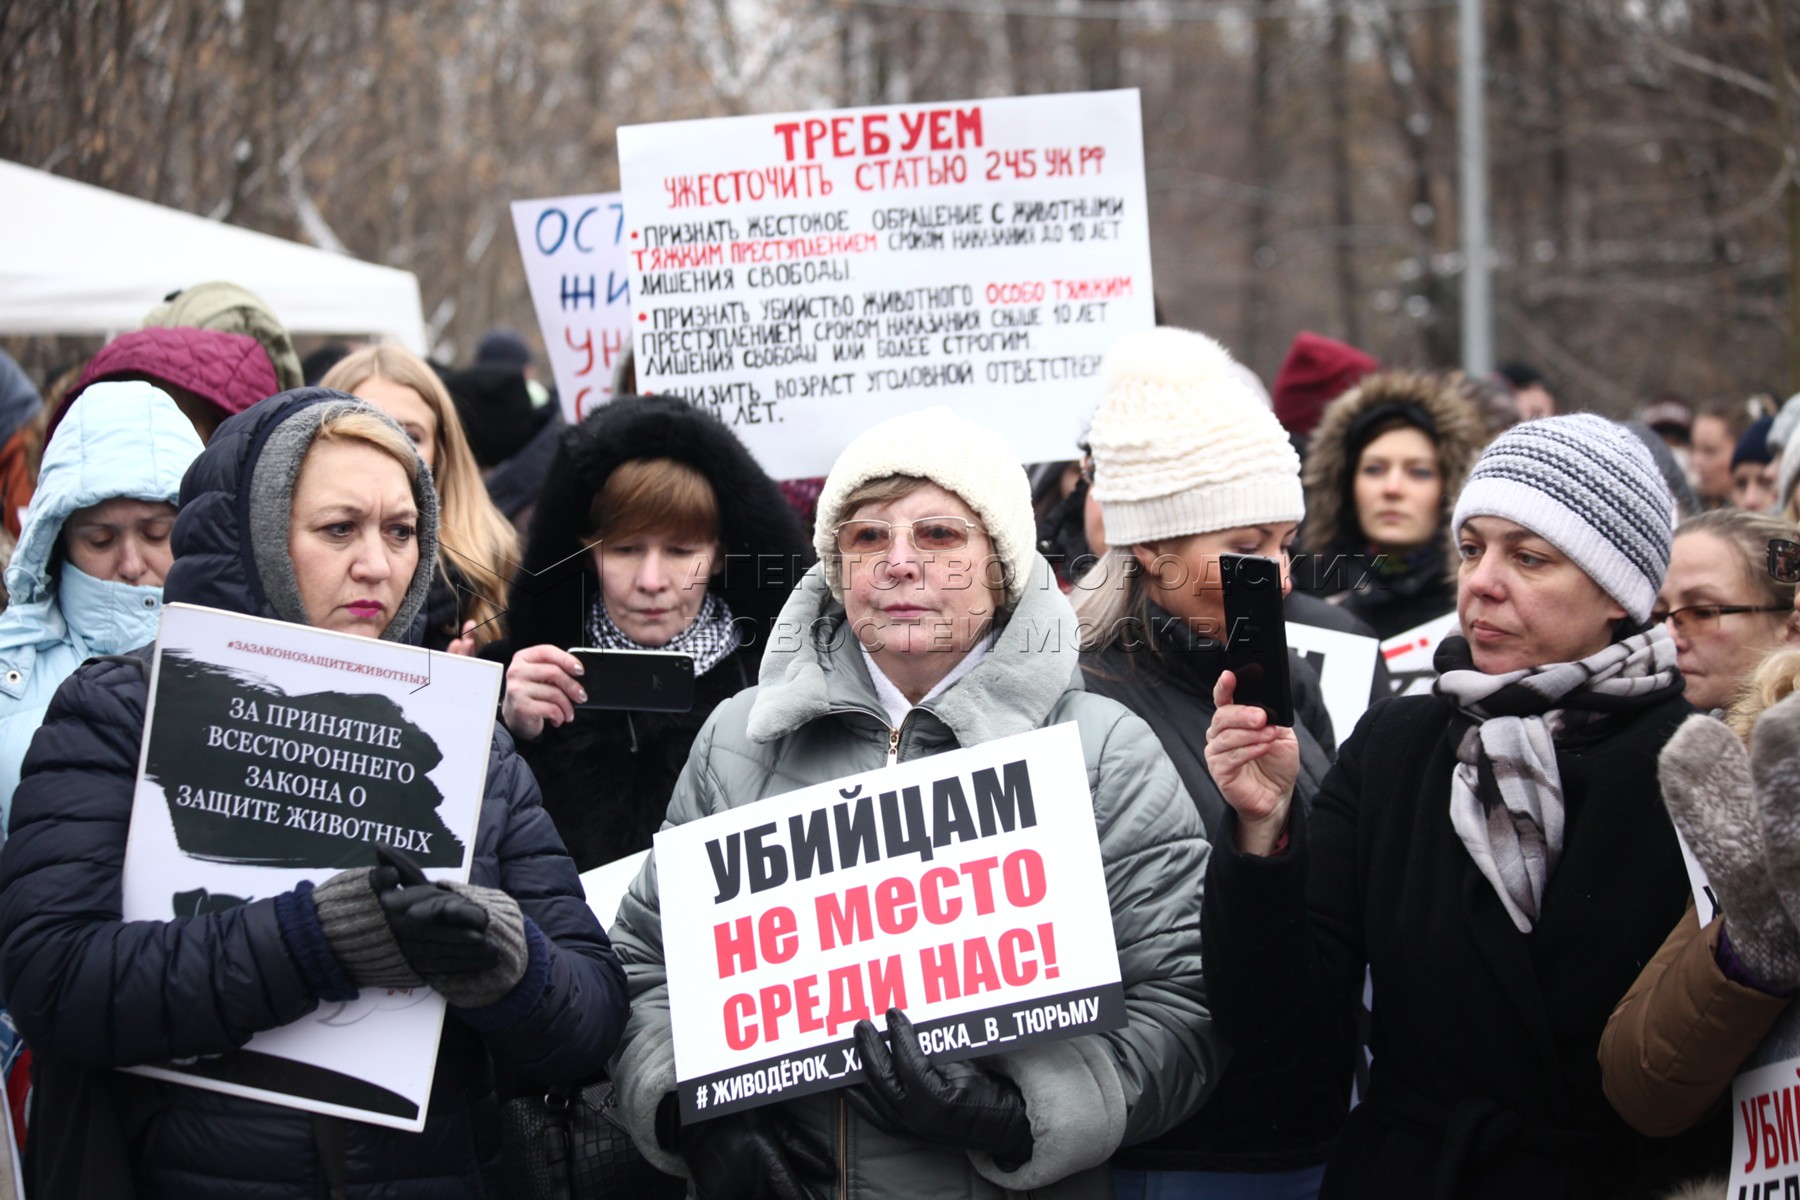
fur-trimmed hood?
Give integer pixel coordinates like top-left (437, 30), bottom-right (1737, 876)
top-left (504, 396), bottom-right (813, 655)
top-left (1299, 370), bottom-right (1488, 556)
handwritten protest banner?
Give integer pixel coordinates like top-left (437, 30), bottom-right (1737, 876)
top-left (510, 193), bottom-right (633, 424)
top-left (121, 603), bottom-right (502, 1131)
top-left (657, 722), bottom-right (1123, 1121)
top-left (617, 90), bottom-right (1154, 478)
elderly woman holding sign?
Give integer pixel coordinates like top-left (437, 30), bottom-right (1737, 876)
top-left (0, 388), bottom-right (626, 1198)
top-left (609, 407), bottom-right (1217, 1200)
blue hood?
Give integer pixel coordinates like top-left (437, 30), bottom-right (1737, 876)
top-left (0, 351), bottom-right (41, 448)
top-left (0, 381), bottom-right (202, 660)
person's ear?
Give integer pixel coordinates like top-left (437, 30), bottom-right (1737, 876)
top-left (1128, 542), bottom-right (1160, 574)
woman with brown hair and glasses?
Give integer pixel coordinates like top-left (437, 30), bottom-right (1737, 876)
top-left (1651, 508), bottom-right (1797, 714)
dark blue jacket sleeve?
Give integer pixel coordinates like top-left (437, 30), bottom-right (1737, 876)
top-left (454, 729), bottom-right (627, 1086)
top-left (0, 659), bottom-right (319, 1067)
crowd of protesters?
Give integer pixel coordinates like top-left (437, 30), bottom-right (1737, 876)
top-left (0, 280), bottom-right (1797, 1200)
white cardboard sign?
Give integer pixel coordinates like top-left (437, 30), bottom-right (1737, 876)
top-left (1379, 610), bottom-right (1463, 697)
top-left (510, 193), bottom-right (634, 424)
top-left (1283, 622), bottom-right (1379, 743)
top-left (121, 604), bottom-right (502, 1131)
top-left (617, 89), bottom-right (1155, 478)
top-left (656, 722), bottom-right (1124, 1121)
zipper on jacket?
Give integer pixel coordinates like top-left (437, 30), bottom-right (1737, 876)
top-left (838, 1093), bottom-right (849, 1197)
top-left (886, 725), bottom-right (901, 766)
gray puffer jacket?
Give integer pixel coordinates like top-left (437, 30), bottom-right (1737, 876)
top-left (610, 557), bottom-right (1218, 1199)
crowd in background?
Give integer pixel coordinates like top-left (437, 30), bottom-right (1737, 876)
top-left (0, 283), bottom-right (1797, 1199)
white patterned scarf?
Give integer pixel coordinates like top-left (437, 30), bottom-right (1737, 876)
top-left (585, 590), bottom-right (742, 677)
top-left (1433, 627), bottom-right (1681, 932)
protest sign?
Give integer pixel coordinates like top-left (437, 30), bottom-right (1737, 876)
top-left (1284, 622), bottom-right (1379, 742)
top-left (510, 193), bottom-right (633, 424)
top-left (617, 90), bottom-right (1154, 479)
top-left (120, 603), bottom-right (501, 1131)
top-left (657, 722), bottom-right (1123, 1121)
top-left (582, 848), bottom-right (650, 929)
top-left (1730, 1013), bottom-right (1800, 1198)
top-left (1380, 610), bottom-right (1462, 697)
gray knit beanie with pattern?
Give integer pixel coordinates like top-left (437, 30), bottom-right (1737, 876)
top-left (1450, 413), bottom-right (1673, 625)
top-left (248, 396), bottom-right (438, 640)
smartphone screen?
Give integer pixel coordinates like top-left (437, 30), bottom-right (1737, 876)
top-left (566, 648), bottom-right (697, 713)
top-left (1218, 553), bottom-right (1294, 727)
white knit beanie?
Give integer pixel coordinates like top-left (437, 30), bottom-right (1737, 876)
top-left (1451, 413), bottom-right (1674, 625)
top-left (813, 407), bottom-right (1035, 608)
top-left (1087, 327), bottom-right (1303, 545)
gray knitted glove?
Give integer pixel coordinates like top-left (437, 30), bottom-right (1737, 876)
top-left (418, 882), bottom-right (530, 1009)
top-left (1660, 714), bottom-right (1800, 984)
top-left (310, 868), bottom-right (428, 991)
top-left (1754, 694), bottom-right (1800, 969)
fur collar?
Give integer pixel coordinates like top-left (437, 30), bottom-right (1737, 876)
top-left (747, 557), bottom-right (1080, 745)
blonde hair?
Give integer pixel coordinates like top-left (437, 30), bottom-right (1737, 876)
top-left (322, 346), bottom-right (518, 644)
top-left (1726, 646), bottom-right (1800, 743)
top-left (312, 408), bottom-right (422, 482)
top-left (1072, 546), bottom-right (1151, 652)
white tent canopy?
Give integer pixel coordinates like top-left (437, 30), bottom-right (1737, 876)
top-left (0, 159), bottom-right (427, 352)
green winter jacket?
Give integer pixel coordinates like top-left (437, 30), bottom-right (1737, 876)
top-left (610, 557), bottom-right (1218, 1199)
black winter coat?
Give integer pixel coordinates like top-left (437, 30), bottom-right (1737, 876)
top-left (1082, 616), bottom-right (1351, 1173)
top-left (505, 396), bottom-right (811, 871)
top-left (0, 389), bottom-right (628, 1200)
top-left (1203, 692), bottom-right (1715, 1200)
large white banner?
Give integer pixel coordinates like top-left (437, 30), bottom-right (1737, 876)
top-left (618, 89), bottom-right (1155, 478)
top-left (656, 723), bottom-right (1123, 1121)
top-left (121, 604), bottom-right (501, 1131)
top-left (510, 193), bottom-right (634, 424)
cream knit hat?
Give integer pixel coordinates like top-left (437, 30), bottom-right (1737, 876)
top-left (813, 407), bottom-right (1035, 608)
top-left (1088, 327), bottom-right (1303, 545)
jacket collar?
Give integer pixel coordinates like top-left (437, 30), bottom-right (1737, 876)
top-left (747, 556), bottom-right (1079, 745)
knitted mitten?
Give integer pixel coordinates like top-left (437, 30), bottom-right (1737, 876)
top-left (310, 868), bottom-right (428, 991)
top-left (1753, 694), bottom-right (1800, 975)
top-left (1661, 715), bottom-right (1800, 984)
top-left (418, 882), bottom-right (530, 1008)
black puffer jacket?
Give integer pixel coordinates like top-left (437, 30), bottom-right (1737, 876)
top-left (0, 389), bottom-right (628, 1199)
top-left (505, 396), bottom-right (811, 871)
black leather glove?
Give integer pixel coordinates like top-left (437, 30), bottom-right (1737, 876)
top-left (663, 1097), bottom-right (832, 1200)
top-left (848, 1008), bottom-right (1033, 1167)
top-left (373, 845), bottom-right (498, 975)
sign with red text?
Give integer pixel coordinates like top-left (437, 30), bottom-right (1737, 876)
top-left (121, 603), bottom-right (501, 1131)
top-left (510, 193), bottom-right (633, 424)
top-left (1731, 1021), bottom-right (1800, 1196)
top-left (617, 90), bottom-right (1154, 479)
top-left (656, 722), bottom-right (1123, 1121)
top-left (1380, 610), bottom-right (1462, 697)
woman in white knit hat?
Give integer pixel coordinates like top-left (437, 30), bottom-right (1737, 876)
top-left (608, 406), bottom-right (1220, 1200)
top-left (1203, 414), bottom-right (1712, 1198)
top-left (1077, 327), bottom-right (1343, 1200)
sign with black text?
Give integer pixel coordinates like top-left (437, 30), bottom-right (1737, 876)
top-left (121, 604), bottom-right (501, 1131)
top-left (656, 723), bottom-right (1122, 1121)
top-left (618, 90), bottom-right (1154, 478)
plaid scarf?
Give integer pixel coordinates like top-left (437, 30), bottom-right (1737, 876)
top-left (1433, 627), bottom-right (1681, 932)
top-left (585, 590), bottom-right (741, 677)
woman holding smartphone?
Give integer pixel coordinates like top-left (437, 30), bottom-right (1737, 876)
top-left (1074, 327), bottom-right (1343, 1200)
top-left (497, 395), bottom-right (810, 871)
top-left (1203, 415), bottom-right (1707, 1198)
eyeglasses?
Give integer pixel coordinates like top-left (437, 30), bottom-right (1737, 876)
top-left (834, 517), bottom-right (985, 555)
top-left (1650, 603), bottom-right (1790, 634)
top-left (1770, 538), bottom-right (1800, 584)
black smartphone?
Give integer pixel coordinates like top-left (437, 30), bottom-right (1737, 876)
top-left (566, 648), bottom-right (697, 713)
top-left (1218, 553), bottom-right (1294, 727)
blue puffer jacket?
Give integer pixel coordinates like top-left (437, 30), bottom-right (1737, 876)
top-left (0, 389), bottom-right (628, 1199)
top-left (0, 381), bottom-right (203, 824)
